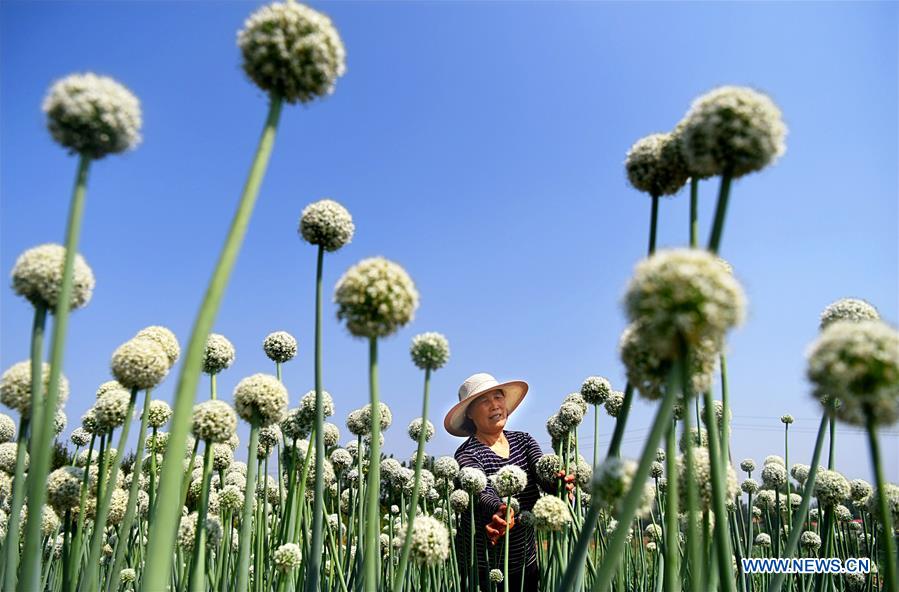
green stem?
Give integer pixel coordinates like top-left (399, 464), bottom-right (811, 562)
top-left (827, 416), bottom-right (835, 470)
top-left (503, 496), bottom-right (511, 592)
top-left (606, 383), bottom-right (635, 458)
top-left (593, 404), bottom-right (600, 469)
top-left (188, 443), bottom-right (215, 592)
top-left (865, 414), bottom-right (897, 592)
top-left (707, 169), bottom-right (732, 254)
top-left (689, 177), bottom-right (698, 248)
top-left (649, 194), bottom-right (660, 255)
top-left (106, 388), bottom-right (153, 592)
top-left (682, 391), bottom-right (703, 592)
top-left (1, 304), bottom-right (45, 588)
top-left (236, 423), bottom-right (261, 592)
top-left (770, 413), bottom-right (829, 592)
top-left (141, 95), bottom-right (282, 592)
top-left (83, 389), bottom-right (138, 592)
top-left (20, 154), bottom-right (92, 592)
top-left (702, 389), bottom-right (736, 592)
top-left (393, 367), bottom-right (432, 592)
top-left (363, 337), bottom-right (381, 592)
top-left (591, 358), bottom-right (682, 592)
top-left (664, 420), bottom-right (681, 592)
top-left (720, 354), bottom-right (731, 463)
top-left (306, 243), bottom-right (326, 592)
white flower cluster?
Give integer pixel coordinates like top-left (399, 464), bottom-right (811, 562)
top-left (678, 448), bottom-right (738, 511)
top-left (410, 332), bottom-right (451, 371)
top-left (192, 400), bottom-right (238, 443)
top-left (580, 376), bottom-right (612, 406)
top-left (238, 0), bottom-right (346, 104)
top-left (273, 543), bottom-right (303, 571)
top-left (814, 469), bottom-right (850, 507)
top-left (94, 388), bottom-right (132, 431)
top-left (625, 249), bottom-right (746, 360)
top-left (298, 199), bottom-right (354, 252)
top-left (625, 132), bottom-right (689, 197)
top-left (820, 298), bottom-right (880, 330)
top-left (532, 495), bottom-right (572, 532)
top-left (43, 72), bottom-right (142, 158)
top-left (263, 331), bottom-right (298, 364)
top-left (0, 360), bottom-right (70, 417)
top-left (111, 337), bottom-right (170, 391)
top-left (807, 320), bottom-right (899, 427)
top-left (491, 465), bottom-right (527, 498)
top-left (394, 515), bottom-right (450, 566)
top-left (233, 373), bottom-right (289, 427)
top-left (593, 458), bottom-right (655, 519)
top-left (334, 257), bottom-right (419, 339)
top-left (135, 326), bottom-right (181, 367)
top-left (11, 244), bottom-right (95, 312)
top-left (459, 467), bottom-right (487, 494)
top-left (678, 85), bottom-right (787, 179)
top-left (147, 400), bottom-right (173, 428)
top-left (203, 333), bottom-right (236, 375)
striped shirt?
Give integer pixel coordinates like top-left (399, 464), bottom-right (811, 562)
top-left (454, 430), bottom-right (552, 575)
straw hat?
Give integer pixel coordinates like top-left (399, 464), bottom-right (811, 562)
top-left (443, 372), bottom-right (528, 437)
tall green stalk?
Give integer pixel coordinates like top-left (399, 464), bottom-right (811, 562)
top-left (865, 414), bottom-right (897, 592)
top-left (106, 388), bottom-right (153, 592)
top-left (707, 169), bottom-right (732, 254)
top-left (2, 303), bottom-right (46, 588)
top-left (363, 336), bottom-right (381, 592)
top-left (702, 389), bottom-right (736, 592)
top-left (689, 177), bottom-right (699, 248)
top-left (663, 420), bottom-right (681, 592)
top-left (591, 358), bottom-right (683, 592)
top-left (20, 154), bottom-right (91, 591)
top-left (236, 423), bottom-right (261, 592)
top-left (648, 194), bottom-right (660, 255)
top-left (82, 388), bottom-right (138, 592)
top-left (770, 413), bottom-right (829, 592)
top-left (141, 95), bottom-right (283, 592)
top-left (393, 367), bottom-right (433, 592)
top-left (306, 244), bottom-right (326, 592)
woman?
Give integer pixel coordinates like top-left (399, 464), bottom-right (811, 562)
top-left (444, 373), bottom-right (573, 592)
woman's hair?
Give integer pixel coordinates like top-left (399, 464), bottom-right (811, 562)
top-left (460, 416), bottom-right (477, 436)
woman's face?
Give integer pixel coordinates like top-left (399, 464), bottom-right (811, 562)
top-left (466, 389), bottom-right (508, 435)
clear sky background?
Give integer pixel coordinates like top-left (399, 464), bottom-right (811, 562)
top-left (1, 1), bottom-right (897, 482)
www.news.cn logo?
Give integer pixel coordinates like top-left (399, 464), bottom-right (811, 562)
top-left (741, 558), bottom-right (870, 574)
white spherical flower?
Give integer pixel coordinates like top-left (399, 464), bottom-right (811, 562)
top-left (354, 402), bottom-right (392, 434)
top-left (820, 298), bottom-right (880, 330)
top-left (433, 456), bottom-right (460, 481)
top-left (620, 322), bottom-right (718, 401)
top-left (754, 533), bottom-right (771, 547)
top-left (625, 132), bottom-right (689, 196)
top-left (701, 400), bottom-right (731, 428)
top-left (604, 392), bottom-right (625, 418)
top-left (238, 0), bottom-right (346, 104)
top-left (740, 459), bottom-right (756, 473)
top-left (807, 320), bottom-right (899, 427)
top-left (203, 334), bottom-right (235, 375)
top-left (281, 408), bottom-right (311, 440)
top-left (263, 331), bottom-right (298, 363)
top-left (0, 414), bottom-right (15, 443)
top-left (625, 249), bottom-right (746, 359)
top-left (678, 85), bottom-right (786, 178)
top-left (147, 400), bottom-right (173, 428)
top-left (323, 422), bottom-right (340, 448)
top-left (299, 199), bottom-right (354, 252)
top-left (450, 489), bottom-right (470, 513)
top-left (764, 455), bottom-right (785, 467)
top-left (334, 257), bottom-right (419, 339)
top-left (532, 495), bottom-right (572, 532)
top-left (111, 337), bottom-right (170, 391)
top-left (558, 400), bottom-right (586, 429)
top-left (536, 454), bottom-right (563, 484)
top-left (192, 400), bottom-right (238, 443)
top-left (211, 443), bottom-right (234, 472)
top-left (679, 448), bottom-right (738, 511)
top-left (43, 72), bottom-right (141, 158)
top-left (120, 568), bottom-right (136, 584)
top-left (395, 515), bottom-right (450, 566)
top-left (815, 469), bottom-right (850, 507)
top-left (593, 458), bottom-right (655, 518)
top-left (0, 361), bottom-right (70, 417)
top-left (94, 388), bottom-right (132, 430)
top-left (233, 373), bottom-right (289, 427)
top-left (410, 332), bottom-right (450, 371)
top-left (780, 414), bottom-right (794, 425)
top-left (52, 409), bottom-right (67, 435)
top-left (489, 569), bottom-right (504, 583)
top-left (679, 428), bottom-right (708, 453)
top-left (741, 478), bottom-right (759, 495)
top-left (135, 326), bottom-right (180, 367)
top-left (580, 376), bottom-right (612, 406)
top-left (459, 467), bottom-right (488, 494)
top-left (407, 418), bottom-right (435, 443)
top-left (11, 244), bottom-right (95, 312)
top-left (70, 427), bottom-right (90, 447)
top-left (864, 483), bottom-right (898, 524)
top-left (800, 530), bottom-right (821, 551)
top-left (850, 479), bottom-right (872, 502)
top-left (273, 542), bottom-right (303, 571)
top-left (300, 389), bottom-right (335, 419)
top-left (761, 463), bottom-right (788, 489)
top-left (47, 466), bottom-right (84, 512)
top-left (491, 465), bottom-right (527, 498)
top-left (329, 448), bottom-right (352, 473)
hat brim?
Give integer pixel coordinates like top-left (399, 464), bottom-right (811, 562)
top-left (443, 380), bottom-right (529, 437)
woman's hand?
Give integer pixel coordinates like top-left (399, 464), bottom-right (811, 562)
top-left (485, 503), bottom-right (515, 545)
top-left (558, 470), bottom-right (576, 501)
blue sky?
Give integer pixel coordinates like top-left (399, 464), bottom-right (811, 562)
top-left (1, 1), bottom-right (896, 482)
